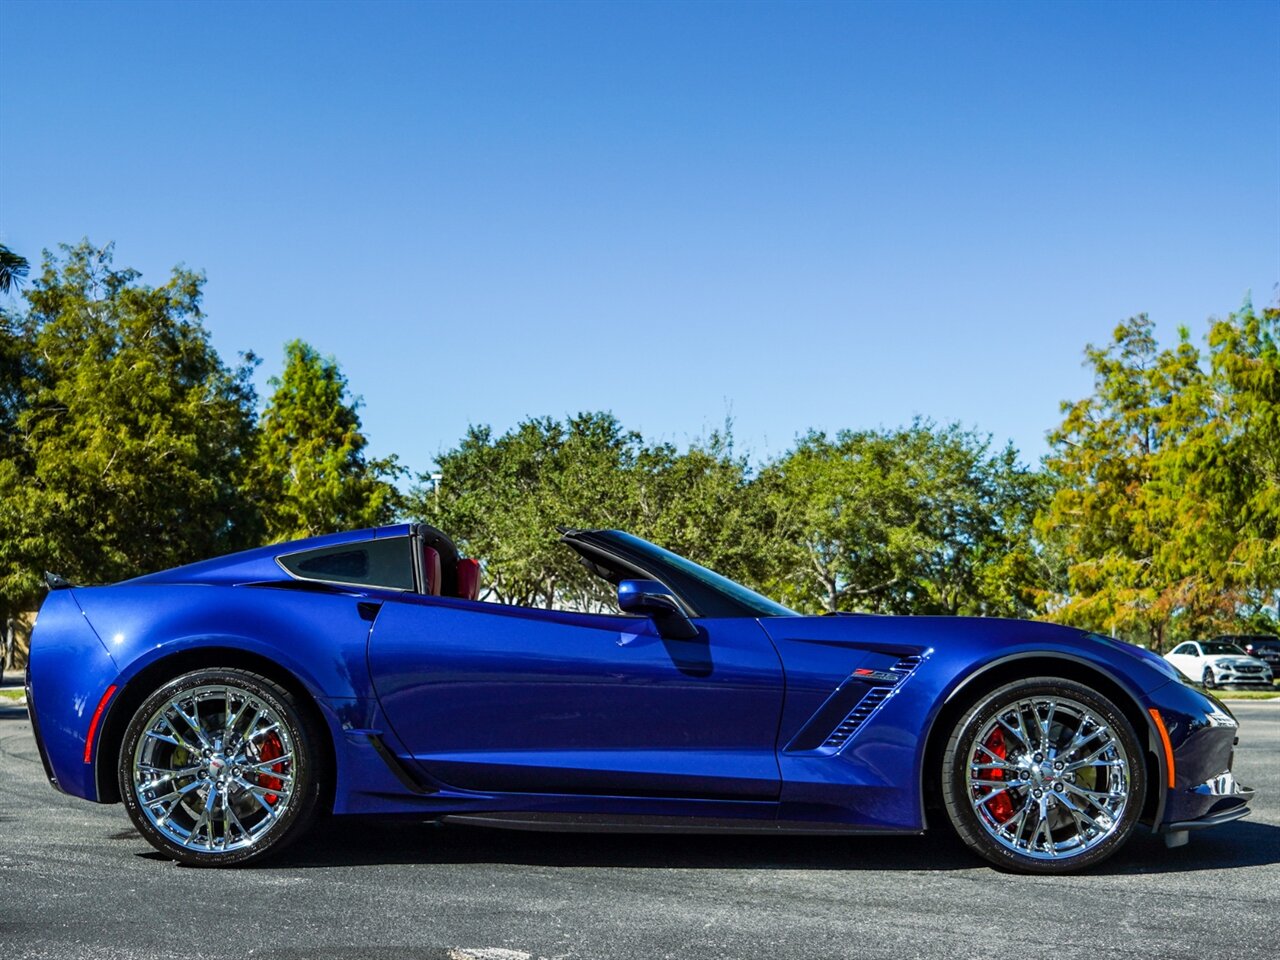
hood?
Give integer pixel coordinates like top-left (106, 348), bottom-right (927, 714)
top-left (1210, 655), bottom-right (1266, 668)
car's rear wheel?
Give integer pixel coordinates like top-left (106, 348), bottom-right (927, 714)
top-left (118, 667), bottom-right (326, 866)
top-left (941, 677), bottom-right (1145, 874)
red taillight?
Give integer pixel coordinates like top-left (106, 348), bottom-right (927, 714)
top-left (83, 684), bottom-right (118, 764)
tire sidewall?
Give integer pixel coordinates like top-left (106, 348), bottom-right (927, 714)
top-left (941, 677), bottom-right (1147, 874)
top-left (118, 667), bottom-right (322, 867)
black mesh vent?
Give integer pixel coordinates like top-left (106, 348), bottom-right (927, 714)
top-left (892, 654), bottom-right (924, 676)
top-left (822, 652), bottom-right (927, 750)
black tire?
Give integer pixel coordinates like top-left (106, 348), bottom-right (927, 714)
top-left (940, 677), bottom-right (1146, 874)
top-left (118, 667), bottom-right (327, 867)
top-left (1202, 667), bottom-right (1217, 690)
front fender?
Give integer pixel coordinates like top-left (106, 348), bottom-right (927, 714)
top-left (761, 615), bottom-right (1179, 831)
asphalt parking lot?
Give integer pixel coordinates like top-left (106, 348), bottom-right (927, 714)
top-left (1, 688), bottom-right (1277, 960)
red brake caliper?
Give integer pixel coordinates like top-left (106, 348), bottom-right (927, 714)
top-left (258, 731), bottom-right (285, 805)
top-left (983, 727), bottom-right (1015, 823)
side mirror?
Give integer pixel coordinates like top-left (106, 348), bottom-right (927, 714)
top-left (617, 579), bottom-right (699, 640)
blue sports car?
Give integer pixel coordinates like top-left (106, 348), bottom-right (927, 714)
top-left (26, 523), bottom-right (1254, 872)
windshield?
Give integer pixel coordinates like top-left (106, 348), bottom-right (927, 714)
top-left (1230, 637), bottom-right (1279, 650)
top-left (1201, 641), bottom-right (1247, 655)
top-left (601, 531), bottom-right (796, 618)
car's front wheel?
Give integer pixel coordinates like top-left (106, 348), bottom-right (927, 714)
top-left (1202, 667), bottom-right (1217, 689)
top-left (118, 667), bottom-right (326, 866)
top-left (941, 677), bottom-right (1146, 874)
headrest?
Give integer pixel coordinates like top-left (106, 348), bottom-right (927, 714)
top-left (455, 558), bottom-right (481, 601)
top-left (421, 546), bottom-right (442, 596)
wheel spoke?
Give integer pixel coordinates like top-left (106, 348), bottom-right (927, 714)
top-left (186, 787), bottom-right (217, 847)
top-left (997, 710), bottom-right (1031, 750)
top-left (234, 705), bottom-right (262, 744)
top-left (144, 729), bottom-right (183, 747)
top-left (224, 792), bottom-right (249, 841)
top-left (973, 785), bottom-right (1012, 809)
top-left (1057, 714), bottom-right (1100, 760)
top-left (240, 753), bottom-right (294, 773)
top-left (149, 779), bottom-right (204, 806)
top-left (223, 693), bottom-right (249, 741)
top-left (1064, 783), bottom-right (1122, 823)
top-left (1058, 792), bottom-right (1109, 833)
top-left (234, 776), bottom-right (283, 815)
top-left (169, 700), bottom-right (213, 750)
top-left (243, 721), bottom-right (281, 745)
top-left (973, 742), bottom-right (1012, 763)
top-left (156, 716), bottom-right (203, 753)
top-left (238, 777), bottom-right (291, 800)
top-left (1064, 740), bottom-right (1117, 772)
top-left (138, 763), bottom-right (202, 789)
top-left (1039, 700), bottom-right (1056, 750)
top-left (1007, 796), bottom-right (1034, 841)
top-left (152, 779), bottom-right (203, 827)
top-left (1028, 808), bottom-right (1053, 854)
top-left (1063, 781), bottom-right (1122, 802)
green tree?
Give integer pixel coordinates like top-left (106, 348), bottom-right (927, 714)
top-left (1036, 308), bottom-right (1279, 649)
top-left (0, 244), bottom-right (29, 295)
top-left (1, 291), bottom-right (30, 461)
top-left (1038, 315), bottom-right (1202, 647)
top-left (0, 241), bottom-right (259, 615)
top-left (894, 425), bottom-right (1055, 618)
top-left (633, 426), bottom-right (767, 587)
top-left (0, 245), bottom-right (29, 449)
top-left (1187, 302), bottom-right (1280, 627)
top-left (756, 422), bottom-right (1050, 616)
top-left (412, 412), bottom-right (642, 609)
top-left (755, 428), bottom-right (916, 613)
top-left (249, 340), bottom-right (404, 542)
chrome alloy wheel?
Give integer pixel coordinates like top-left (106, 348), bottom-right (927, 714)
top-left (131, 683), bottom-right (296, 853)
top-left (965, 696), bottom-right (1132, 861)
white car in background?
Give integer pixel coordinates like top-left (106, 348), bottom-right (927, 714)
top-left (1165, 640), bottom-right (1275, 689)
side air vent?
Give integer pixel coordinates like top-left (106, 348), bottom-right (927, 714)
top-left (822, 652), bottom-right (928, 750)
top-left (892, 654), bottom-right (923, 676)
top-left (823, 687), bottom-right (893, 748)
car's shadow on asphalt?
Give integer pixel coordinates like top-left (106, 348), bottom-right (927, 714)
top-left (225, 815), bottom-right (1280, 875)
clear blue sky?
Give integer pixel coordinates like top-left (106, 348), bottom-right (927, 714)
top-left (2, 0), bottom-right (1277, 477)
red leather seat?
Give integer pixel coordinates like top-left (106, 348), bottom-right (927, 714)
top-left (421, 546), bottom-right (442, 596)
top-left (455, 558), bottom-right (481, 601)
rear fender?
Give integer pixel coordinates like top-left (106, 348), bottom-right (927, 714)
top-left (26, 589), bottom-right (120, 799)
top-left (37, 583), bottom-right (382, 804)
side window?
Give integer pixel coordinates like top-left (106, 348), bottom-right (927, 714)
top-left (279, 537), bottom-right (414, 591)
top-left (1187, 644), bottom-right (1201, 657)
top-left (1170, 643), bottom-right (1190, 656)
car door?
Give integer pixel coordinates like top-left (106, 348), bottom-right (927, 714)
top-left (366, 595), bottom-right (785, 800)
